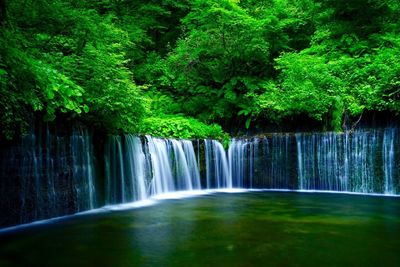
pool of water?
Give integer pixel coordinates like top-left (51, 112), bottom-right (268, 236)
top-left (0, 192), bottom-right (399, 267)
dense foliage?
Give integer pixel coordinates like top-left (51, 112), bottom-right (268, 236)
top-left (1, 0), bottom-right (399, 139)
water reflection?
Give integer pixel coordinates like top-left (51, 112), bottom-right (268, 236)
top-left (0, 192), bottom-right (399, 267)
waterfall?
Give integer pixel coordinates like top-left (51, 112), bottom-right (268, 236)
top-left (226, 135), bottom-right (293, 190)
top-left (227, 138), bottom-right (260, 188)
top-left (146, 136), bottom-right (175, 195)
top-left (295, 129), bottom-right (399, 194)
top-left (125, 136), bottom-right (148, 201)
top-left (248, 138), bottom-right (259, 189)
top-left (104, 136), bottom-right (204, 202)
top-left (105, 136), bottom-right (126, 204)
top-left (383, 128), bottom-right (396, 194)
top-left (105, 135), bottom-right (148, 204)
top-left (270, 134), bottom-right (292, 189)
top-left (1, 127), bottom-right (399, 229)
top-left (0, 127), bottom-right (97, 227)
top-left (204, 140), bottom-right (231, 189)
top-left (228, 139), bottom-right (246, 188)
top-left (71, 128), bottom-right (96, 210)
top-left (205, 140), bottom-right (212, 188)
top-left (225, 129), bottom-right (399, 194)
top-left (170, 139), bottom-right (193, 190)
top-left (181, 140), bottom-right (201, 190)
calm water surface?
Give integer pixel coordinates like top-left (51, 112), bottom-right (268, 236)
top-left (0, 192), bottom-right (399, 267)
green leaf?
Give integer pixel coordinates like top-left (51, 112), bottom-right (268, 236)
top-left (83, 105), bottom-right (90, 113)
top-left (245, 117), bottom-right (251, 129)
top-left (47, 90), bottom-right (55, 100)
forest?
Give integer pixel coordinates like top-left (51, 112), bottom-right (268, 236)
top-left (1, 0), bottom-right (399, 140)
top-left (1, 2), bottom-right (400, 265)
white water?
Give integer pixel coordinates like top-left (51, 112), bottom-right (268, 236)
top-left (125, 136), bottom-right (148, 201)
top-left (229, 139), bottom-right (246, 188)
top-left (181, 140), bottom-right (201, 190)
top-left (147, 136), bottom-right (175, 195)
top-left (71, 128), bottom-right (96, 210)
top-left (170, 139), bottom-right (194, 190)
top-left (205, 140), bottom-right (231, 189)
top-left (296, 129), bottom-right (398, 194)
top-left (383, 128), bottom-right (396, 194)
top-left (1, 127), bottom-right (399, 229)
top-left (105, 136), bottom-right (205, 202)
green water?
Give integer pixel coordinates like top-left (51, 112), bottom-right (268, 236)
top-left (0, 192), bottom-right (399, 267)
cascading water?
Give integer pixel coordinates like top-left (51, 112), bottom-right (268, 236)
top-left (234, 134), bottom-right (294, 189)
top-left (1, 127), bottom-right (399, 229)
top-left (105, 135), bottom-right (150, 204)
top-left (204, 140), bottom-right (231, 189)
top-left (227, 138), bottom-right (260, 188)
top-left (170, 139), bottom-right (194, 191)
top-left (248, 138), bottom-right (259, 188)
top-left (105, 136), bottom-right (126, 204)
top-left (296, 129), bottom-right (399, 193)
top-left (383, 128), bottom-right (396, 194)
top-left (146, 136), bottom-right (175, 195)
top-left (228, 139), bottom-right (246, 188)
top-left (125, 136), bottom-right (148, 201)
top-left (71, 128), bottom-right (97, 210)
top-left (104, 136), bottom-right (203, 202)
top-left (181, 140), bottom-right (201, 190)
top-left (0, 127), bottom-right (97, 227)
top-left (147, 137), bottom-right (203, 193)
